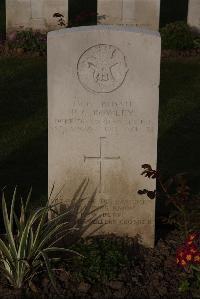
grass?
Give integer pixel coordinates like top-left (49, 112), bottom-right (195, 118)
top-left (0, 0), bottom-right (5, 36)
top-left (0, 56), bottom-right (200, 210)
top-left (158, 58), bottom-right (200, 189)
top-left (0, 57), bottom-right (47, 206)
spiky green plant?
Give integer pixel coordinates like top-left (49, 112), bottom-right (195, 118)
top-left (0, 187), bottom-right (79, 291)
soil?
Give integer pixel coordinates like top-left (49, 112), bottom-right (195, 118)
top-left (0, 230), bottom-right (194, 299)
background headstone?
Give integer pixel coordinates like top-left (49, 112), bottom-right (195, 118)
top-left (48, 25), bottom-right (161, 247)
top-left (6, 0), bottom-right (32, 31)
top-left (187, 0), bottom-right (200, 32)
top-left (6, 0), bottom-right (68, 32)
top-left (98, 0), bottom-right (122, 25)
top-left (98, 0), bottom-right (160, 30)
top-left (43, 0), bottom-right (68, 30)
top-left (31, 0), bottom-right (44, 18)
top-left (30, 0), bottom-right (45, 30)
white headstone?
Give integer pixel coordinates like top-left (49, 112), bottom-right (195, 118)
top-left (98, 0), bottom-right (160, 30)
top-left (43, 0), bottom-right (68, 30)
top-left (188, 0), bottom-right (200, 32)
top-left (31, 0), bottom-right (44, 18)
top-left (6, 0), bottom-right (32, 30)
top-left (30, 0), bottom-right (46, 30)
top-left (6, 0), bottom-right (68, 32)
top-left (48, 26), bottom-right (161, 247)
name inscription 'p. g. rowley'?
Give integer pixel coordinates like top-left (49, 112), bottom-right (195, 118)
top-left (48, 26), bottom-right (161, 247)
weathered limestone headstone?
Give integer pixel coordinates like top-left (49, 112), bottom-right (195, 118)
top-left (98, 0), bottom-right (160, 30)
top-left (6, 0), bottom-right (32, 31)
top-left (187, 0), bottom-right (200, 32)
top-left (48, 26), bottom-right (161, 247)
top-left (31, 0), bottom-right (44, 18)
top-left (43, 0), bottom-right (68, 30)
top-left (6, 0), bottom-right (68, 32)
top-left (31, 0), bottom-right (46, 30)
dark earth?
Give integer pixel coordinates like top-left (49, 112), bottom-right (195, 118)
top-left (0, 230), bottom-right (193, 299)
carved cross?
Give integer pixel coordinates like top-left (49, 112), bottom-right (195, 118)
top-left (84, 137), bottom-right (120, 193)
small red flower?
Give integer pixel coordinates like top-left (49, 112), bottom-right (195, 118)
top-left (177, 247), bottom-right (188, 267)
top-left (180, 259), bottom-right (187, 267)
top-left (188, 243), bottom-right (198, 254)
top-left (193, 254), bottom-right (200, 264)
top-left (177, 232), bottom-right (200, 269)
top-left (187, 232), bottom-right (198, 243)
top-left (187, 240), bottom-right (193, 245)
top-left (186, 254), bottom-right (192, 261)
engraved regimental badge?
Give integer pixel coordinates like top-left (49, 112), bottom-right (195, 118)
top-left (77, 44), bottom-right (129, 94)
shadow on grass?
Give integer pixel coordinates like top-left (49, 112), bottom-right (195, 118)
top-left (0, 57), bottom-right (47, 213)
top-left (158, 106), bottom-right (200, 188)
top-left (158, 58), bottom-right (200, 186)
top-left (156, 106), bottom-right (200, 228)
top-left (0, 130), bottom-right (48, 207)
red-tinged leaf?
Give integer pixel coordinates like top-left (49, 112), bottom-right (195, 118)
top-left (29, 281), bottom-right (38, 293)
top-left (142, 164), bottom-right (151, 170)
top-left (53, 13), bottom-right (64, 18)
top-left (138, 189), bottom-right (148, 195)
top-left (147, 191), bottom-right (156, 199)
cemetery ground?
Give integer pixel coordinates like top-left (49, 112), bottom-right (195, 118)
top-left (0, 56), bottom-right (200, 298)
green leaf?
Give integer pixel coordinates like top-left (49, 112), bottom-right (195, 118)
top-left (25, 187), bottom-right (32, 213)
top-left (2, 193), bottom-right (17, 258)
top-left (31, 206), bottom-right (49, 254)
top-left (36, 221), bottom-right (70, 252)
top-left (40, 251), bottom-right (59, 294)
top-left (10, 187), bottom-right (17, 232)
top-left (0, 265), bottom-right (14, 285)
top-left (18, 208), bottom-right (46, 259)
top-left (48, 228), bottom-right (78, 247)
top-left (43, 247), bottom-right (82, 257)
top-left (191, 264), bottom-right (200, 272)
top-left (0, 238), bottom-right (14, 265)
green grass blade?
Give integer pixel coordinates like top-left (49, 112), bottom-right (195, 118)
top-left (14, 212), bottom-right (20, 235)
top-left (2, 194), bottom-right (17, 258)
top-left (10, 187), bottom-right (17, 232)
top-left (41, 212), bottom-right (70, 240)
top-left (43, 247), bottom-right (82, 257)
top-left (48, 228), bottom-right (78, 248)
top-left (36, 221), bottom-right (70, 252)
top-left (46, 209), bottom-right (70, 226)
top-left (28, 227), bottom-right (34, 256)
top-left (31, 206), bottom-right (49, 254)
top-left (0, 265), bottom-right (14, 285)
top-left (40, 251), bottom-right (59, 295)
top-left (18, 208), bottom-right (47, 259)
top-left (24, 187), bottom-right (32, 213)
top-left (0, 238), bottom-right (14, 265)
